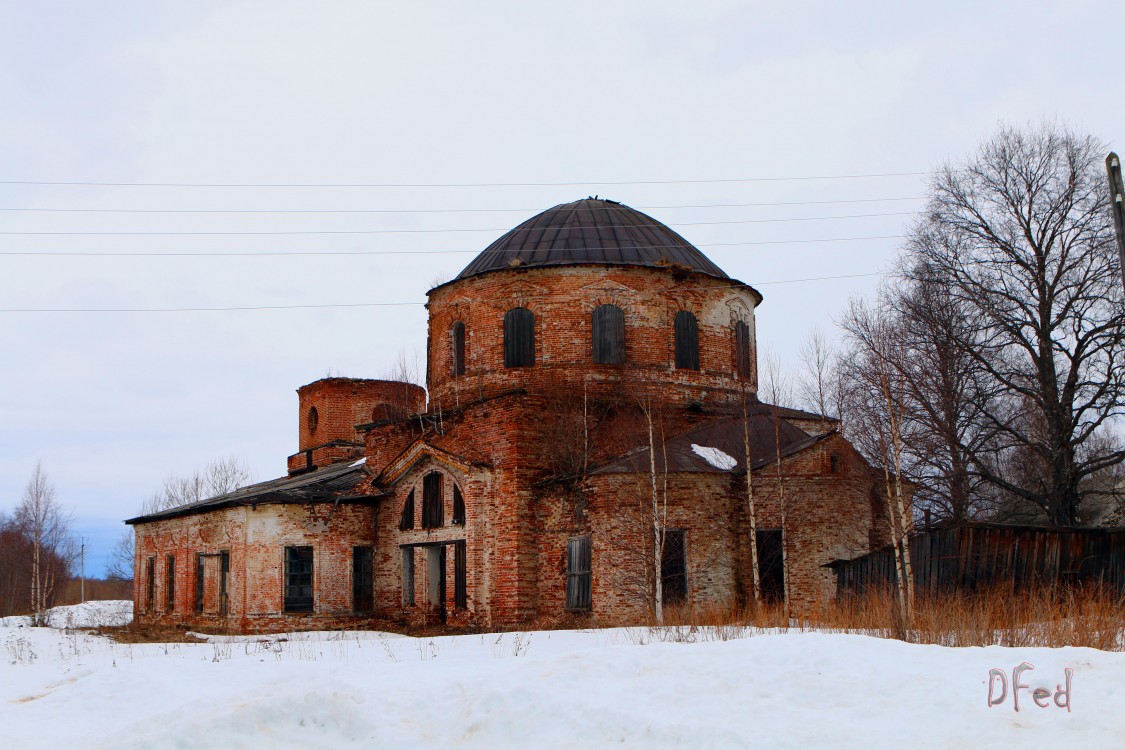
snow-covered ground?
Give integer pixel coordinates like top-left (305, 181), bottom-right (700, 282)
top-left (1, 602), bottom-right (1123, 749)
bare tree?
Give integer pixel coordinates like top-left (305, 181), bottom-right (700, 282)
top-left (797, 327), bottom-right (840, 425)
top-left (141, 455), bottom-right (254, 515)
top-left (760, 351), bottom-right (793, 622)
top-left (105, 531), bottom-right (134, 582)
top-left (905, 122), bottom-right (1125, 526)
top-left (13, 463), bottom-right (75, 623)
top-left (839, 302), bottom-right (914, 621)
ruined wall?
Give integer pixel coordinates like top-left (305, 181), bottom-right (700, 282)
top-left (425, 265), bottom-right (760, 411)
top-left (288, 378), bottom-right (426, 474)
top-left (132, 502), bottom-right (376, 633)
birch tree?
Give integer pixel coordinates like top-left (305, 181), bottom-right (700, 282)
top-left (13, 463), bottom-right (74, 623)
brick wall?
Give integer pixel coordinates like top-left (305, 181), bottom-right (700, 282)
top-left (425, 265), bottom-right (760, 411)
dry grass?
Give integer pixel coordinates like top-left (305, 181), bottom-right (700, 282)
top-left (94, 622), bottom-right (207, 644)
top-left (623, 584), bottom-right (1123, 651)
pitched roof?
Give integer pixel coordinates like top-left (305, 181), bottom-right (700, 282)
top-left (125, 460), bottom-right (374, 525)
top-left (453, 198), bottom-right (734, 282)
top-left (592, 405), bottom-right (835, 476)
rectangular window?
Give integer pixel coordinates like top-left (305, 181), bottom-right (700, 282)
top-left (195, 553), bottom-right (204, 613)
top-left (166, 555), bottom-right (175, 613)
top-left (401, 548), bottom-right (415, 606)
top-left (353, 546), bottom-right (374, 613)
top-left (452, 485), bottom-right (466, 526)
top-left (661, 529), bottom-right (687, 605)
top-left (219, 550), bottom-right (230, 616)
top-left (422, 472), bottom-right (444, 529)
top-left (756, 529), bottom-right (785, 603)
top-left (566, 536), bottom-right (592, 611)
top-left (735, 321), bottom-right (753, 379)
top-left (145, 557), bottom-right (155, 613)
top-left (454, 540), bottom-right (467, 610)
top-left (674, 311), bottom-right (700, 370)
top-left (284, 546), bottom-right (314, 613)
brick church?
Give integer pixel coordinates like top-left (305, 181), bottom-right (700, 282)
top-left (128, 198), bottom-right (896, 633)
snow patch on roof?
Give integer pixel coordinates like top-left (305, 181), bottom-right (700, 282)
top-left (350, 457), bottom-right (367, 467)
top-left (691, 444), bottom-right (738, 471)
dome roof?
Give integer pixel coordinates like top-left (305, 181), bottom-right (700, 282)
top-left (455, 198), bottom-right (729, 281)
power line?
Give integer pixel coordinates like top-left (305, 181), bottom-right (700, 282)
top-left (0, 234), bottom-right (906, 257)
top-left (0, 211), bottom-right (912, 237)
top-left (0, 171), bottom-right (927, 188)
top-left (0, 196), bottom-right (926, 214)
top-left (0, 272), bottom-right (884, 313)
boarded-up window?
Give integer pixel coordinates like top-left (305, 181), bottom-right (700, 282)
top-left (735, 320), bottom-right (752, 379)
top-left (219, 550), bottom-right (230, 616)
top-left (195, 553), bottom-right (204, 613)
top-left (756, 529), bottom-right (785, 603)
top-left (166, 555), bottom-right (175, 612)
top-left (452, 484), bottom-right (465, 526)
top-left (504, 307), bottom-right (535, 368)
top-left (592, 304), bottom-right (625, 364)
top-left (454, 540), bottom-right (467, 610)
top-left (662, 529), bottom-right (687, 605)
top-left (422, 472), bottom-right (444, 529)
top-left (566, 536), bottom-right (592, 611)
top-left (674, 311), bottom-right (700, 370)
top-left (284, 546), bottom-right (314, 613)
top-left (145, 557), bottom-right (155, 613)
top-left (401, 548), bottom-right (415, 606)
top-left (353, 546), bottom-right (374, 613)
top-left (399, 489), bottom-right (415, 531)
top-left (451, 321), bottom-right (466, 377)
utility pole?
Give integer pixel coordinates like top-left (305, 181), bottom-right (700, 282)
top-left (80, 538), bottom-right (85, 603)
top-left (1107, 152), bottom-right (1125, 295)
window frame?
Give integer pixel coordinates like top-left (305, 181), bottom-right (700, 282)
top-left (503, 307), bottom-right (535, 368)
top-left (592, 304), bottom-right (626, 365)
top-left (451, 320), bottom-right (466, 377)
top-left (674, 310), bottom-right (700, 370)
top-left (734, 320), bottom-right (753, 379)
top-left (166, 554), bottom-right (175, 613)
top-left (283, 546), bottom-right (314, 613)
top-left (422, 472), bottom-right (444, 529)
top-left (661, 529), bottom-right (688, 606)
top-left (565, 536), bottom-right (592, 612)
top-left (353, 546), bottom-right (374, 613)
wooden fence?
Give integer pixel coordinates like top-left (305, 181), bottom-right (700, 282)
top-left (828, 523), bottom-right (1125, 596)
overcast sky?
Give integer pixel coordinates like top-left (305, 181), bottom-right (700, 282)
top-left (1, 1), bottom-right (1121, 576)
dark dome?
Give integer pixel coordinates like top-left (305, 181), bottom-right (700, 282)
top-left (455, 198), bottom-right (728, 280)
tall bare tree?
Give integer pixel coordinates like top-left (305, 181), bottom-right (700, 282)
top-left (13, 463), bottom-right (74, 623)
top-left (905, 122), bottom-right (1125, 526)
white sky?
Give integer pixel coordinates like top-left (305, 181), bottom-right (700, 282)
top-left (1, 1), bottom-right (1121, 575)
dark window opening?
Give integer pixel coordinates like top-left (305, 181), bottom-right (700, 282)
top-left (451, 321), bottom-right (466, 377)
top-left (661, 529), bottom-right (687, 605)
top-left (195, 553), bottom-right (204, 613)
top-left (284, 546), bottom-right (314, 613)
top-left (399, 489), bottom-right (415, 531)
top-left (566, 536), bottom-right (592, 611)
top-left (830, 453), bottom-right (841, 473)
top-left (756, 529), bottom-right (785, 603)
top-left (735, 320), bottom-right (752, 379)
top-left (422, 472), bottom-right (444, 529)
top-left (674, 311), bottom-right (700, 370)
top-left (592, 304), bottom-right (625, 364)
top-left (353, 546), bottom-right (374, 613)
top-left (454, 540), bottom-right (467, 610)
top-left (452, 484), bottom-right (466, 526)
top-left (145, 557), bottom-right (155, 613)
top-left (402, 548), bottom-right (415, 606)
top-left (219, 550), bottom-right (230, 616)
top-left (308, 406), bottom-right (319, 435)
top-left (504, 307), bottom-right (535, 368)
top-left (166, 555), bottom-right (175, 613)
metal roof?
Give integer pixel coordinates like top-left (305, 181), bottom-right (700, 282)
top-left (592, 404), bottom-right (834, 476)
top-left (454, 198), bottom-right (730, 281)
top-left (125, 460), bottom-right (374, 525)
